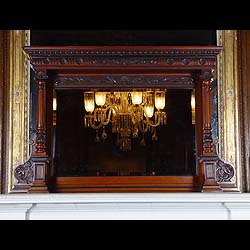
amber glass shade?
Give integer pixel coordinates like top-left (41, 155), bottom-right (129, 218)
top-left (131, 91), bottom-right (143, 105)
top-left (84, 92), bottom-right (95, 113)
top-left (155, 91), bottom-right (165, 110)
top-left (95, 92), bottom-right (106, 106)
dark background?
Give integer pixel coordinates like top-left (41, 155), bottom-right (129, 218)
top-left (31, 30), bottom-right (217, 46)
top-left (54, 89), bottom-right (195, 177)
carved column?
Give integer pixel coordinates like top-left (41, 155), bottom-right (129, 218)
top-left (29, 70), bottom-right (49, 193)
top-left (199, 70), bottom-right (221, 192)
top-left (35, 71), bottom-right (47, 155)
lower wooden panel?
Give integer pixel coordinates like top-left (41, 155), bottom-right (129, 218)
top-left (54, 176), bottom-right (199, 192)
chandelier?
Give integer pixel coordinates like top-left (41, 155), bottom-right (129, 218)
top-left (83, 90), bottom-right (167, 151)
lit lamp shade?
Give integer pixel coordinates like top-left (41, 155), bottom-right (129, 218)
top-left (84, 92), bottom-right (95, 113)
top-left (155, 91), bottom-right (165, 110)
top-left (144, 105), bottom-right (154, 118)
top-left (53, 97), bottom-right (57, 111)
top-left (191, 91), bottom-right (195, 112)
top-left (131, 91), bottom-right (142, 105)
top-left (95, 92), bottom-right (106, 106)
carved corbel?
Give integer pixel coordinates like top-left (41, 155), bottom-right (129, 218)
top-left (14, 159), bottom-right (34, 185)
top-left (12, 132), bottom-right (36, 192)
top-left (216, 159), bottom-right (235, 183)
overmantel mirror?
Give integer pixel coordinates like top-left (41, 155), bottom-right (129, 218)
top-left (13, 45), bottom-right (235, 193)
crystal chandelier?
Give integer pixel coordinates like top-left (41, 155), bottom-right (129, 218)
top-left (84, 90), bottom-right (167, 151)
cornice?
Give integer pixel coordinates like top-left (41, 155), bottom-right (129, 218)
top-left (23, 46), bottom-right (222, 68)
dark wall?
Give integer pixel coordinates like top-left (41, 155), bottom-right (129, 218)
top-left (31, 30), bottom-right (216, 46)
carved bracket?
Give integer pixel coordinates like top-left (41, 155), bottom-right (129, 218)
top-left (13, 154), bottom-right (50, 192)
top-left (200, 154), bottom-right (235, 191)
top-left (14, 159), bottom-right (34, 184)
top-left (216, 159), bottom-right (235, 183)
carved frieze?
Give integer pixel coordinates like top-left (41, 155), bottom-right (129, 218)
top-left (54, 75), bottom-right (194, 88)
top-left (28, 57), bottom-right (217, 67)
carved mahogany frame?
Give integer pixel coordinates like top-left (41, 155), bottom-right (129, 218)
top-left (18, 45), bottom-right (234, 193)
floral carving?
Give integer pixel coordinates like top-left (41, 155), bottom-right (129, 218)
top-left (54, 76), bottom-right (194, 88)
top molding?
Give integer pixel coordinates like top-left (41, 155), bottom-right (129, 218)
top-left (23, 46), bottom-right (223, 69)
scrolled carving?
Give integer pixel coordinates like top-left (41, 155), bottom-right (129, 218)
top-left (30, 57), bottom-right (217, 68)
top-left (61, 58), bottom-right (68, 64)
top-left (182, 58), bottom-right (190, 65)
top-left (200, 70), bottom-right (213, 81)
top-left (216, 159), bottom-right (235, 182)
top-left (199, 59), bottom-right (206, 65)
top-left (14, 159), bottom-right (34, 184)
top-left (203, 129), bottom-right (214, 153)
top-left (35, 71), bottom-right (48, 80)
top-left (54, 75), bottom-right (194, 88)
top-left (166, 58), bottom-right (174, 65)
top-left (37, 130), bottom-right (45, 143)
top-left (41, 58), bottom-right (50, 65)
top-left (91, 58), bottom-right (160, 65)
top-left (76, 58), bottom-right (84, 64)
top-left (36, 130), bottom-right (46, 153)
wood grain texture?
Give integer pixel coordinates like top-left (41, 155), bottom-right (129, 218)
top-left (0, 31), bottom-right (10, 194)
top-left (0, 31), bottom-right (3, 193)
top-left (54, 176), bottom-right (198, 193)
top-left (238, 30), bottom-right (250, 192)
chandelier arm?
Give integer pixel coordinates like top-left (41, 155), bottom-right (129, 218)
top-left (132, 104), bottom-right (162, 129)
top-left (87, 105), bottom-right (114, 130)
top-left (143, 116), bottom-right (161, 128)
top-left (88, 116), bottom-right (103, 130)
top-left (139, 120), bottom-right (149, 133)
top-left (100, 106), bottom-right (113, 126)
